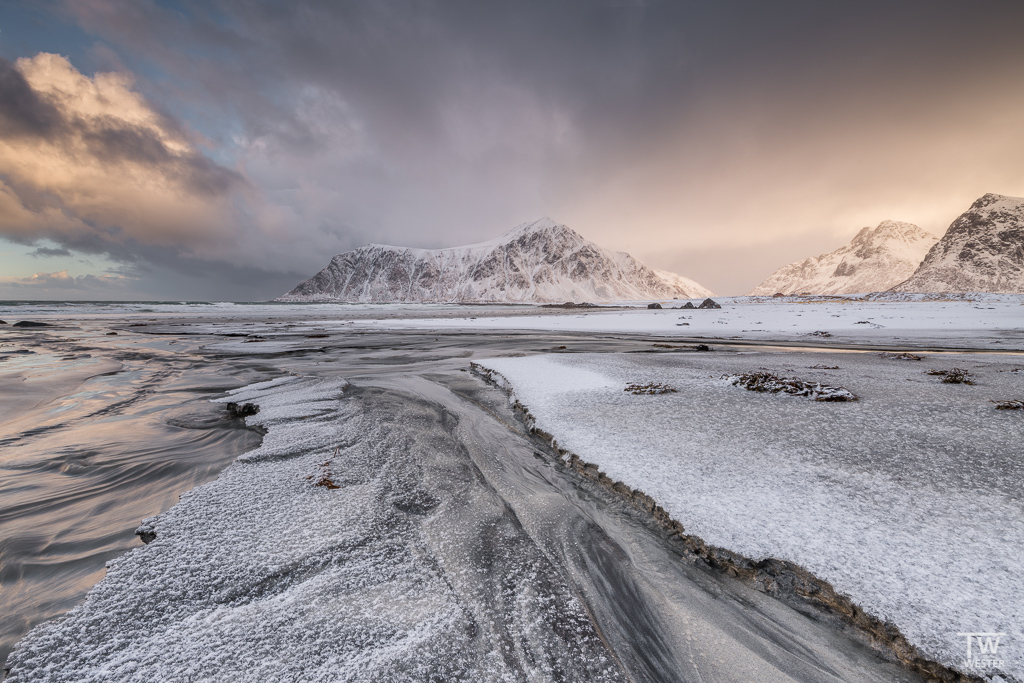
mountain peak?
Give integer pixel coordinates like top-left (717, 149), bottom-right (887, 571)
top-left (279, 219), bottom-right (712, 303)
top-left (892, 192), bottom-right (1024, 293)
top-left (751, 220), bottom-right (937, 295)
top-left (498, 217), bottom-right (574, 240)
top-left (361, 217), bottom-right (574, 253)
top-left (972, 192), bottom-right (1024, 210)
top-left (517, 216), bottom-right (560, 231)
top-left (858, 220), bottom-right (935, 246)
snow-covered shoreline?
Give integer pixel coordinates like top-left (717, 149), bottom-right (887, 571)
top-left (474, 351), bottom-right (1024, 681)
top-left (5, 302), bottom-right (1021, 681)
top-left (366, 295), bottom-right (1024, 351)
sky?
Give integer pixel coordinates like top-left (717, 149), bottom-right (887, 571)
top-left (1, 0), bottom-right (1023, 299)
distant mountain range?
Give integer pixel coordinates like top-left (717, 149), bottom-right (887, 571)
top-left (892, 193), bottom-right (1024, 294)
top-left (281, 193), bottom-right (1024, 303)
top-left (750, 221), bottom-right (938, 296)
top-left (279, 218), bottom-right (712, 303)
top-left (752, 193), bottom-right (1024, 296)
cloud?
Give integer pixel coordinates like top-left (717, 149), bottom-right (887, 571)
top-left (30, 246), bottom-right (73, 257)
top-left (10, 1), bottom-right (1024, 296)
top-left (0, 53), bottom-right (246, 256)
top-left (0, 268), bottom-right (135, 299)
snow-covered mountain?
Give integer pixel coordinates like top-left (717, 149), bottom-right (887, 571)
top-left (279, 218), bottom-right (712, 303)
top-left (892, 193), bottom-right (1024, 293)
top-left (750, 221), bottom-right (938, 295)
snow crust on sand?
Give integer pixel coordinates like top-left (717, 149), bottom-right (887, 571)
top-left (479, 352), bottom-right (1024, 679)
top-left (5, 375), bottom-right (617, 682)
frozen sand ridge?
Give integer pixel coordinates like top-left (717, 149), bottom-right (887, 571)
top-left (751, 220), bottom-right (938, 295)
top-left (278, 218), bottom-right (712, 303)
top-left (894, 193), bottom-right (1024, 293)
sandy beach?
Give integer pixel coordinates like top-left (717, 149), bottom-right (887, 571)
top-left (2, 298), bottom-right (1021, 681)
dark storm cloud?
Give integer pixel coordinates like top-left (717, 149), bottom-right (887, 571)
top-left (30, 246), bottom-right (72, 257)
top-left (78, 122), bottom-right (241, 196)
top-left (0, 57), bottom-right (62, 137)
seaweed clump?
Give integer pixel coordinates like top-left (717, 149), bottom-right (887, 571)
top-left (727, 372), bottom-right (857, 402)
top-left (926, 368), bottom-right (974, 385)
top-left (880, 352), bottom-right (922, 361)
top-left (992, 400), bottom-right (1024, 410)
top-left (625, 382), bottom-right (677, 395)
top-left (307, 460), bottom-right (340, 489)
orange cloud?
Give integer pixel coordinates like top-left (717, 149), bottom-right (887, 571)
top-left (0, 53), bottom-right (245, 255)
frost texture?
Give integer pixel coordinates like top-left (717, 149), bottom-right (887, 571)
top-left (5, 375), bottom-right (620, 683)
top-left (479, 352), bottom-right (1024, 679)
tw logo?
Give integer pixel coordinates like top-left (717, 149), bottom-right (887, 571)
top-left (957, 632), bottom-right (1006, 671)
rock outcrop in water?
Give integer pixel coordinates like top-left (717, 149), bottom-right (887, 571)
top-left (892, 193), bottom-right (1024, 293)
top-left (750, 221), bottom-right (937, 295)
top-left (278, 218), bottom-right (712, 303)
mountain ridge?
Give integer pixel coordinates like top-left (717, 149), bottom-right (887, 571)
top-left (279, 218), bottom-right (712, 303)
top-left (892, 193), bottom-right (1024, 293)
top-left (750, 220), bottom-right (938, 295)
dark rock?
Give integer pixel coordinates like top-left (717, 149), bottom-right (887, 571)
top-left (226, 402), bottom-right (260, 418)
top-left (681, 302), bottom-right (695, 309)
top-left (106, 331), bottom-right (118, 335)
top-left (0, 320), bottom-right (6, 324)
top-left (135, 518), bottom-right (157, 544)
top-left (880, 352), bottom-right (922, 361)
top-left (693, 344), bottom-right (712, 352)
top-left (647, 302), bottom-right (662, 309)
top-left (697, 298), bottom-right (721, 309)
top-left (542, 301), bottom-right (599, 308)
top-left (773, 292), bottom-right (786, 297)
top-left (13, 321), bottom-right (51, 327)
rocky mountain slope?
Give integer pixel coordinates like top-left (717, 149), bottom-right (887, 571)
top-left (892, 193), bottom-right (1024, 293)
top-left (750, 221), bottom-right (938, 295)
top-left (279, 218), bottom-right (712, 303)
